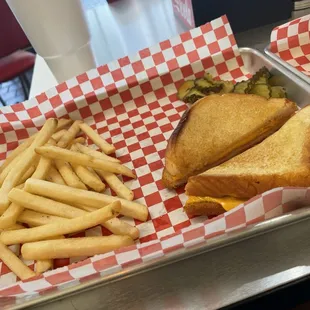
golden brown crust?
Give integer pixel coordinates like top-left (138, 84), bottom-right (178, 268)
top-left (184, 200), bottom-right (225, 216)
top-left (186, 105), bottom-right (310, 198)
top-left (162, 94), bottom-right (298, 188)
top-left (186, 172), bottom-right (310, 198)
top-left (169, 107), bottom-right (191, 147)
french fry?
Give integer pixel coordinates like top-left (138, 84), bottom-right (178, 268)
top-left (22, 235), bottom-right (134, 260)
top-left (0, 241), bottom-right (36, 280)
top-left (35, 260), bottom-right (53, 274)
top-left (46, 165), bottom-right (66, 185)
top-left (12, 189), bottom-right (138, 239)
top-left (3, 189), bottom-right (25, 235)
top-left (8, 189), bottom-right (86, 219)
top-left (72, 145), bottom-right (126, 199)
top-left (56, 119), bottom-right (73, 131)
top-left (88, 167), bottom-right (102, 181)
top-left (0, 119), bottom-right (71, 176)
top-left (71, 163), bottom-right (105, 192)
top-left (6, 139), bottom-right (56, 229)
top-left (1, 201), bottom-right (121, 245)
top-left (0, 119), bottom-right (58, 213)
top-left (0, 137), bottom-right (35, 175)
top-left (103, 218), bottom-right (139, 239)
top-left (56, 119), bottom-right (73, 129)
top-left (36, 146), bottom-right (135, 178)
top-left (15, 183), bottom-right (25, 190)
top-left (54, 160), bottom-right (87, 190)
top-left (32, 139), bottom-right (56, 180)
top-left (25, 179), bottom-right (148, 221)
top-left (18, 210), bottom-right (66, 227)
top-left (0, 115), bottom-right (141, 278)
top-left (79, 122), bottom-right (115, 155)
top-left (75, 143), bottom-right (120, 163)
top-left (16, 197), bottom-right (138, 239)
top-left (0, 203), bottom-right (24, 230)
top-left (74, 204), bottom-right (96, 212)
top-left (68, 137), bottom-right (86, 147)
top-left (18, 163), bottom-right (37, 185)
top-left (32, 157), bottom-right (52, 180)
top-left (11, 189), bottom-right (138, 238)
top-left (35, 235), bottom-right (65, 274)
top-left (51, 129), bottom-right (67, 142)
top-left (70, 145), bottom-right (105, 192)
top-left (96, 170), bottom-right (134, 201)
top-left (75, 205), bottom-right (139, 239)
top-left (54, 121), bottom-right (87, 189)
top-left (0, 152), bottom-right (24, 186)
top-left (1, 223), bottom-right (25, 231)
top-left (57, 120), bottom-right (82, 148)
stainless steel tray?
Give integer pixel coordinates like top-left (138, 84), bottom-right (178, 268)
top-left (265, 44), bottom-right (310, 85)
top-left (10, 47), bottom-right (310, 309)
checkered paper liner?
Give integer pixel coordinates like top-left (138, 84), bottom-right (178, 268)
top-left (0, 15), bottom-right (308, 304)
top-left (270, 14), bottom-right (310, 77)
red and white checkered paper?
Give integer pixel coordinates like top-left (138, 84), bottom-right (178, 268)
top-left (270, 14), bottom-right (310, 77)
top-left (0, 15), bottom-right (309, 305)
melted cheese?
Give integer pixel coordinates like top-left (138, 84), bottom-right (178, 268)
top-left (187, 196), bottom-right (246, 211)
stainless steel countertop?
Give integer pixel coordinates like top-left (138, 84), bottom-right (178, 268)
top-left (24, 3), bottom-right (310, 310)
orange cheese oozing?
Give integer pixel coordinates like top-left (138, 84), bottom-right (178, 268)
top-left (187, 196), bottom-right (246, 211)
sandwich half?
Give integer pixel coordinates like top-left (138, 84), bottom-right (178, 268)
top-left (185, 104), bottom-right (310, 216)
top-left (162, 93), bottom-right (298, 188)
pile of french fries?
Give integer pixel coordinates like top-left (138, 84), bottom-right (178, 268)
top-left (0, 118), bottom-right (148, 280)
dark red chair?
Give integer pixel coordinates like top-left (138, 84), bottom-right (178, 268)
top-left (0, 0), bottom-right (35, 105)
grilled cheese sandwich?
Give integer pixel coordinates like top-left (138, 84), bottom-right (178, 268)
top-left (162, 93), bottom-right (297, 188)
top-left (185, 104), bottom-right (310, 216)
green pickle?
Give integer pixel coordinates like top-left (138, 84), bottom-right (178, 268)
top-left (249, 84), bottom-right (271, 99)
top-left (177, 67), bottom-right (288, 102)
top-left (177, 80), bottom-right (195, 100)
top-left (270, 86), bottom-right (287, 98)
top-left (233, 81), bottom-right (249, 94)
top-left (220, 80), bottom-right (234, 94)
top-left (194, 78), bottom-right (213, 89)
top-left (183, 88), bottom-right (205, 104)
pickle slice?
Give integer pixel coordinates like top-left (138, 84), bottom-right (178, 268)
top-left (204, 72), bottom-right (216, 83)
top-left (194, 78), bottom-right (213, 89)
top-left (177, 80), bottom-right (195, 101)
top-left (203, 72), bottom-right (234, 94)
top-left (245, 67), bottom-right (271, 94)
top-left (270, 86), bottom-right (287, 98)
top-left (252, 67), bottom-right (271, 85)
top-left (183, 88), bottom-right (205, 104)
top-left (177, 67), bottom-right (287, 102)
top-left (194, 78), bottom-right (222, 95)
top-left (220, 80), bottom-right (234, 94)
top-left (249, 84), bottom-right (271, 99)
top-left (233, 81), bottom-right (249, 94)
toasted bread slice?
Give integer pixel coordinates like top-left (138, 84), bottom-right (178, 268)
top-left (184, 200), bottom-right (226, 216)
top-left (162, 93), bottom-right (297, 188)
top-left (185, 104), bottom-right (310, 200)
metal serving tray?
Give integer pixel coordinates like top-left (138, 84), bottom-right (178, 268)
top-left (10, 47), bottom-right (310, 310)
top-left (265, 44), bottom-right (310, 85)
